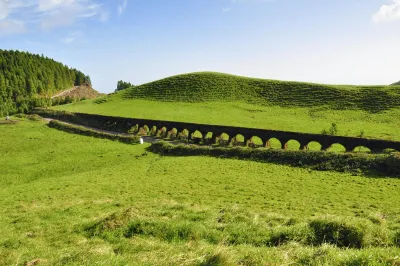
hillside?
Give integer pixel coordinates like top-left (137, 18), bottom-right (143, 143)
top-left (123, 72), bottom-right (400, 113)
top-left (0, 50), bottom-right (92, 116)
top-left (392, 81), bottom-right (400, 85)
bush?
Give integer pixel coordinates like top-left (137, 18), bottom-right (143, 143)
top-left (308, 216), bottom-right (390, 248)
top-left (386, 153), bottom-right (400, 176)
top-left (321, 123), bottom-right (338, 136)
top-left (149, 141), bottom-right (398, 176)
top-left (27, 114), bottom-right (42, 121)
top-left (309, 217), bottom-right (366, 248)
top-left (93, 97), bottom-right (108, 104)
top-left (393, 230), bottom-right (400, 247)
top-left (14, 113), bottom-right (26, 118)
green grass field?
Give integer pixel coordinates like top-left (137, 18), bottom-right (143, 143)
top-left (1, 118), bottom-right (400, 265)
top-left (54, 72), bottom-right (400, 142)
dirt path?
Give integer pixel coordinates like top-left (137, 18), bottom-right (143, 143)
top-left (51, 87), bottom-right (78, 99)
top-left (43, 118), bottom-right (187, 145)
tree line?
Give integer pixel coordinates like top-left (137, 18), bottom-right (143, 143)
top-left (0, 50), bottom-right (91, 116)
top-left (115, 80), bottom-right (134, 92)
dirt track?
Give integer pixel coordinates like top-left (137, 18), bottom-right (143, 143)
top-left (43, 118), bottom-right (186, 145)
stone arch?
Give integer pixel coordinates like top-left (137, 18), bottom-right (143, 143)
top-left (138, 124), bottom-right (150, 136)
top-left (175, 128), bottom-right (184, 139)
top-left (157, 126), bottom-right (168, 138)
top-left (353, 146), bottom-right (371, 153)
top-left (233, 134), bottom-right (245, 146)
top-left (327, 143), bottom-right (346, 153)
top-left (216, 133), bottom-right (229, 145)
top-left (165, 127), bottom-right (178, 139)
top-left (181, 129), bottom-right (190, 140)
top-left (174, 128), bottom-right (180, 139)
top-left (249, 136), bottom-right (264, 147)
top-left (203, 132), bottom-right (213, 139)
top-left (149, 125), bottom-right (158, 136)
top-left (190, 130), bottom-right (203, 144)
top-left (267, 138), bottom-right (282, 149)
top-left (383, 148), bottom-right (398, 154)
top-left (192, 130), bottom-right (204, 139)
top-left (201, 132), bottom-right (213, 144)
top-left (284, 140), bottom-right (302, 151)
top-left (306, 141), bottom-right (322, 151)
top-left (128, 123), bottom-right (139, 134)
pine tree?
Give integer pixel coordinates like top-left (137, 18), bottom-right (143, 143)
top-left (0, 49), bottom-right (91, 116)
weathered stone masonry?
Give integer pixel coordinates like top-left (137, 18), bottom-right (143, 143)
top-left (35, 109), bottom-right (400, 153)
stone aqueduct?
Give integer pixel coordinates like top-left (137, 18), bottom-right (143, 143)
top-left (34, 110), bottom-right (400, 153)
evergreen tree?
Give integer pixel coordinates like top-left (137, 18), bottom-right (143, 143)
top-left (0, 49), bottom-right (91, 116)
top-left (115, 80), bottom-right (134, 92)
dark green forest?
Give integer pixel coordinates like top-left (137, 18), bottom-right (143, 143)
top-left (0, 50), bottom-right (91, 116)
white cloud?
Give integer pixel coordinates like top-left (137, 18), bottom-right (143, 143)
top-left (60, 36), bottom-right (74, 44)
top-left (60, 30), bottom-right (83, 44)
top-left (221, 7), bottom-right (232, 13)
top-left (0, 1), bottom-right (9, 20)
top-left (0, 20), bottom-right (26, 36)
top-left (0, 0), bottom-right (109, 36)
top-left (118, 0), bottom-right (127, 16)
top-left (99, 11), bottom-right (109, 22)
top-left (38, 0), bottom-right (74, 11)
top-left (373, 0), bottom-right (400, 23)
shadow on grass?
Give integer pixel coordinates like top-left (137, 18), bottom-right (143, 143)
top-left (146, 142), bottom-right (400, 179)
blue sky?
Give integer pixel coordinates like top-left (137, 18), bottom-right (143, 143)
top-left (1, 0), bottom-right (400, 93)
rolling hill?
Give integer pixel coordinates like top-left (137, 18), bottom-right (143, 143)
top-left (123, 72), bottom-right (400, 113)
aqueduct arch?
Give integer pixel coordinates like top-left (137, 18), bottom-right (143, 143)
top-left (35, 109), bottom-right (400, 153)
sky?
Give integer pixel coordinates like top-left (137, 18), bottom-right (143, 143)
top-left (0, 0), bottom-right (400, 93)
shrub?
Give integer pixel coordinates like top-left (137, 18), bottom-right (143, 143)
top-left (149, 141), bottom-right (398, 176)
top-left (14, 113), bottom-right (26, 118)
top-left (27, 114), bottom-right (42, 121)
top-left (358, 130), bottom-right (365, 138)
top-left (309, 217), bottom-right (365, 248)
top-left (128, 125), bottom-right (139, 134)
top-left (308, 216), bottom-right (390, 248)
top-left (321, 123), bottom-right (338, 136)
top-left (93, 97), bottom-right (108, 104)
top-left (393, 230), bottom-right (400, 247)
top-left (386, 153), bottom-right (400, 176)
top-left (123, 220), bottom-right (209, 243)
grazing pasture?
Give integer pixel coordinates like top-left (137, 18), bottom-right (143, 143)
top-left (1, 119), bottom-right (400, 265)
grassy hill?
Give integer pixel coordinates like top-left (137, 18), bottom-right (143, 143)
top-left (55, 72), bottom-right (400, 142)
top-left (123, 72), bottom-right (400, 113)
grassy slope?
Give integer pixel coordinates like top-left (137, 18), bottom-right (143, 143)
top-left (54, 72), bottom-right (400, 141)
top-left (1, 119), bottom-right (400, 265)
